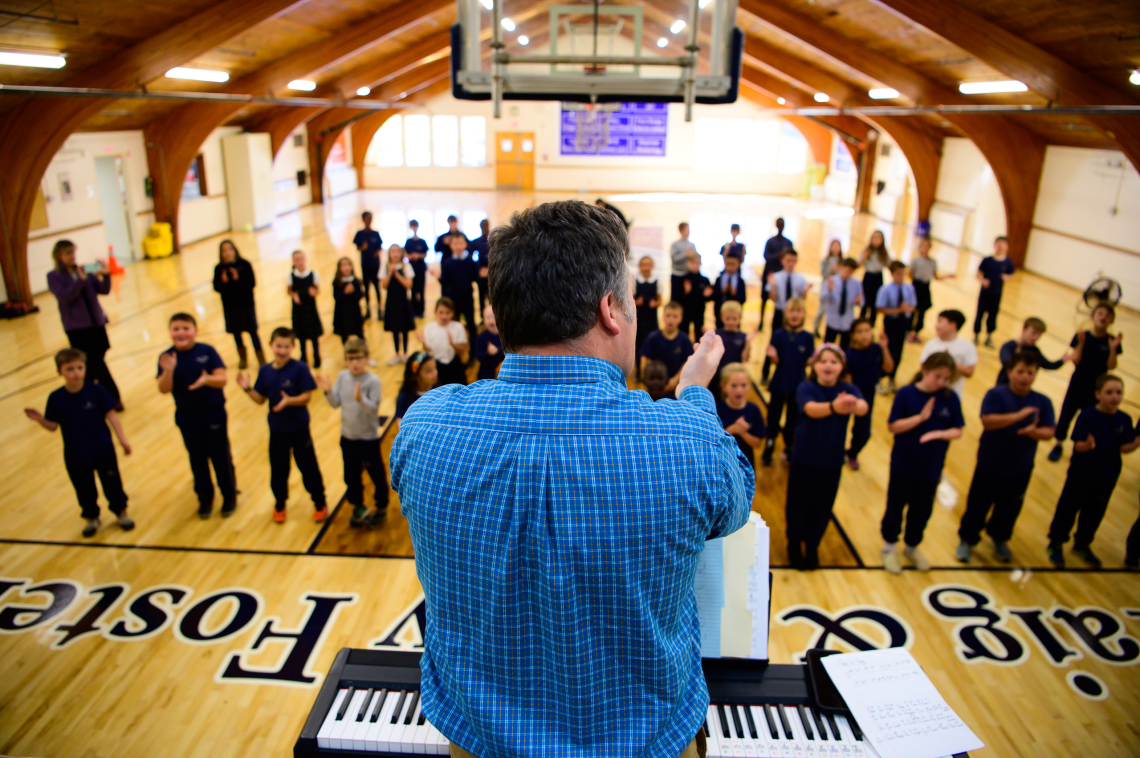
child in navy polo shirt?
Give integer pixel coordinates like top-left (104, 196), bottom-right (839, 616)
top-left (236, 327), bottom-right (327, 523)
top-left (714, 301), bottom-right (750, 391)
top-left (716, 363), bottom-right (766, 468)
top-left (678, 252), bottom-right (713, 340)
top-left (1049, 302), bottom-right (1123, 462)
top-left (973, 235), bottom-right (1015, 348)
top-left (475, 304), bottom-right (505, 380)
top-left (25, 348), bottom-right (134, 538)
top-left (353, 211), bottom-right (383, 319)
top-left (1047, 374), bottom-right (1139, 567)
top-left (875, 260), bottom-right (917, 394)
top-left (786, 345), bottom-right (868, 569)
top-left (880, 352), bottom-right (964, 574)
top-left (641, 302), bottom-right (694, 396)
top-left (843, 318), bottom-right (894, 470)
top-left (762, 298), bottom-right (813, 466)
top-left (957, 351), bottom-right (1055, 563)
top-left (405, 219), bottom-right (429, 318)
top-left (157, 312), bottom-right (235, 519)
top-left (719, 223), bottom-right (745, 264)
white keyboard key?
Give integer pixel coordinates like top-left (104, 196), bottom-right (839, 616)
top-left (351, 690), bottom-right (378, 750)
top-left (377, 691), bottom-right (409, 752)
top-left (707, 706), bottom-right (725, 758)
top-left (400, 698), bottom-right (422, 753)
top-left (412, 705), bottom-right (431, 754)
top-left (365, 691), bottom-right (400, 752)
top-left (735, 705), bottom-right (758, 757)
top-left (331, 690), bottom-right (367, 749)
top-left (317, 689), bottom-right (348, 750)
top-left (749, 706), bottom-right (774, 758)
top-left (387, 691), bottom-right (417, 751)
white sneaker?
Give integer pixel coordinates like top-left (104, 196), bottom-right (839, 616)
top-left (367, 357), bottom-right (378, 367)
top-left (388, 355), bottom-right (403, 366)
top-left (882, 548), bottom-right (902, 575)
top-left (902, 546), bottom-right (930, 571)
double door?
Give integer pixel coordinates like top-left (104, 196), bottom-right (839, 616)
top-left (495, 132), bottom-right (535, 190)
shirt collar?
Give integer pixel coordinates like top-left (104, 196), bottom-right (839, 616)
top-left (635, 274), bottom-right (655, 284)
top-left (498, 354), bottom-right (627, 385)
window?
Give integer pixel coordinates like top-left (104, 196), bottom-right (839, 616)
top-left (462, 211), bottom-right (486, 240)
top-left (405, 115), bottom-right (431, 167)
top-left (370, 117), bottom-right (403, 167)
top-left (749, 121), bottom-right (780, 174)
top-left (692, 118), bottom-right (808, 175)
top-left (777, 123), bottom-right (808, 174)
top-left (432, 115), bottom-right (459, 167)
top-left (722, 119), bottom-right (752, 174)
top-left (460, 116), bottom-right (486, 167)
top-left (181, 154), bottom-right (207, 200)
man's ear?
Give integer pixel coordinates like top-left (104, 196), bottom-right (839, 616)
top-left (597, 292), bottom-right (623, 337)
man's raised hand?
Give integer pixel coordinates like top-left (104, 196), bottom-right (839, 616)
top-left (676, 330), bottom-right (725, 394)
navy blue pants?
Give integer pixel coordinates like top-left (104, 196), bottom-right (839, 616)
top-left (269, 429), bottom-right (325, 510)
top-left (179, 418), bottom-right (236, 506)
top-left (847, 386), bottom-right (877, 460)
top-left (65, 452), bottom-right (128, 520)
top-left (959, 465), bottom-right (1033, 544)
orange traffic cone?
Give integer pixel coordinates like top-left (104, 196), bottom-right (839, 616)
top-left (107, 245), bottom-right (125, 275)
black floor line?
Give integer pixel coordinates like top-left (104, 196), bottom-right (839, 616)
top-left (828, 514), bottom-right (865, 568)
top-left (0, 536), bottom-right (414, 560)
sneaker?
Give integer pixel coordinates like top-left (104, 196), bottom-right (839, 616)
top-left (992, 539), bottom-right (1012, 563)
top-left (846, 456), bottom-right (860, 471)
top-left (902, 546), bottom-right (930, 571)
top-left (388, 355), bottom-right (403, 366)
top-left (366, 508), bottom-right (388, 528)
top-left (955, 541), bottom-right (972, 563)
top-left (273, 507), bottom-right (287, 523)
top-left (1046, 543), bottom-right (1065, 567)
top-left (1047, 443), bottom-right (1063, 462)
top-left (367, 357), bottom-right (378, 367)
top-left (760, 376), bottom-right (769, 388)
top-left (761, 440), bottom-right (775, 466)
top-left (882, 548), bottom-right (902, 575)
top-left (973, 334), bottom-right (980, 345)
top-left (984, 335), bottom-right (995, 348)
top-left (1072, 545), bottom-right (1102, 568)
top-left (888, 380), bottom-right (898, 394)
top-left (198, 501), bottom-right (213, 520)
top-left (82, 517), bottom-right (101, 538)
top-left (116, 512), bottom-right (135, 531)
top-left (804, 545), bottom-right (819, 570)
top-left (221, 496), bottom-right (237, 518)
top-left (906, 334), bottom-right (922, 344)
top-left (350, 505), bottom-right (368, 527)
top-left (313, 506), bottom-right (330, 523)
top-left (875, 382), bottom-right (891, 396)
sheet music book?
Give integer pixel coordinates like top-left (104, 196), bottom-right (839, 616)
top-left (695, 512), bottom-right (770, 659)
top-left (821, 648), bottom-right (984, 758)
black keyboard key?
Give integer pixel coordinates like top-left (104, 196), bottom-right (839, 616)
top-left (798, 705), bottom-right (814, 739)
top-left (743, 705), bottom-right (758, 739)
top-left (730, 705), bottom-right (744, 741)
top-left (703, 718), bottom-right (710, 738)
top-left (849, 716), bottom-right (864, 741)
top-left (356, 688), bottom-right (374, 721)
top-left (403, 691), bottom-right (420, 725)
top-left (717, 704), bottom-right (731, 738)
top-left (336, 687), bottom-right (355, 720)
top-left (390, 691), bottom-right (407, 724)
top-left (763, 704), bottom-right (778, 739)
top-left (369, 689), bottom-right (388, 722)
top-left (777, 705), bottom-right (793, 740)
top-left (418, 708), bottom-right (427, 726)
top-left (811, 707), bottom-right (827, 740)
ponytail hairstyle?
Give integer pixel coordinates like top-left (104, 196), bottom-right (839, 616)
top-left (865, 230), bottom-right (890, 266)
top-left (911, 350), bottom-right (958, 394)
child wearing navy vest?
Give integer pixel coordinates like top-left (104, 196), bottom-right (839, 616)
top-left (880, 352), bottom-right (964, 574)
top-left (874, 261), bottom-right (917, 393)
top-left (1047, 374), bottom-right (1138, 567)
top-left (843, 319), bottom-right (894, 470)
top-left (236, 327), bottom-right (327, 523)
top-left (634, 255), bottom-right (661, 375)
top-left (957, 351), bottom-right (1055, 563)
top-left (717, 363), bottom-right (767, 468)
top-left (25, 348), bottom-right (134, 538)
top-left (641, 302), bottom-right (694, 396)
top-left (1048, 303), bottom-right (1123, 462)
top-left (762, 298), bottom-right (813, 466)
top-left (786, 345), bottom-right (868, 569)
top-left (287, 250), bottom-right (323, 368)
top-left (405, 220), bottom-right (429, 318)
top-left (678, 252), bottom-right (712, 341)
top-left (713, 301), bottom-right (750, 392)
top-left (157, 312), bottom-right (235, 519)
top-left (332, 257), bottom-right (365, 344)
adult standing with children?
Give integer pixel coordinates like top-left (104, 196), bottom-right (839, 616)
top-left (46, 239), bottom-right (123, 410)
top-left (213, 239), bottom-right (263, 368)
top-left (391, 200), bottom-right (755, 758)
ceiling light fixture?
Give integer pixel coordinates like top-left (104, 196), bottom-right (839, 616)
top-left (165, 67), bottom-right (229, 83)
top-left (776, 97), bottom-right (785, 105)
top-left (813, 92), bottom-right (829, 102)
top-left (479, 0), bottom-right (493, 8)
top-left (657, 38), bottom-right (668, 48)
top-left (518, 35), bottom-right (529, 46)
top-left (0, 51), bottom-right (66, 69)
top-left (501, 17), bottom-right (515, 31)
top-left (670, 20), bottom-right (686, 33)
top-left (1131, 70), bottom-right (1140, 86)
top-left (958, 80), bottom-right (1027, 94)
top-left (288, 80), bottom-right (316, 91)
top-left (868, 87), bottom-right (899, 100)
top-left (357, 86), bottom-right (371, 97)
top-left (698, 0), bottom-right (713, 8)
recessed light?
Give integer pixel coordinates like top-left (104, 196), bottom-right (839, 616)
top-left (868, 88), bottom-right (899, 100)
top-left (1130, 70), bottom-right (1140, 86)
top-left (357, 86), bottom-right (371, 97)
top-left (698, 0), bottom-right (712, 8)
top-left (777, 97), bottom-right (785, 105)
top-left (958, 80), bottom-right (1027, 94)
top-left (479, 0), bottom-right (493, 8)
top-left (657, 38), bottom-right (668, 48)
top-left (501, 17), bottom-right (515, 31)
top-left (0, 51), bottom-right (65, 69)
top-left (813, 92), bottom-right (829, 102)
top-left (166, 67), bottom-right (229, 83)
top-left (671, 20), bottom-right (686, 33)
top-left (288, 80), bottom-right (316, 91)
top-left (517, 35), bottom-right (529, 46)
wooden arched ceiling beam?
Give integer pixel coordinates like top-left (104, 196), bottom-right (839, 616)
top-left (737, 0), bottom-right (1045, 265)
top-left (738, 84), bottom-right (832, 169)
top-left (144, 0), bottom-right (452, 250)
top-left (866, 0), bottom-right (1140, 173)
top-left (740, 67), bottom-right (868, 146)
top-left (253, 106), bottom-right (328, 159)
top-left (0, 0), bottom-right (306, 303)
top-left (349, 78), bottom-right (455, 189)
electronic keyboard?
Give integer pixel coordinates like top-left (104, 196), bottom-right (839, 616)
top-left (295, 649), bottom-right (969, 757)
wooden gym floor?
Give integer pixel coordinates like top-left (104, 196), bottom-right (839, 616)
top-left (0, 189), bottom-right (1137, 758)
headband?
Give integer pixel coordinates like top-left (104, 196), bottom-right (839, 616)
top-left (408, 351), bottom-right (430, 374)
top-left (811, 343), bottom-right (846, 363)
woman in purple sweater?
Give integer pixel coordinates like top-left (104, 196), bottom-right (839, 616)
top-left (46, 239), bottom-right (122, 409)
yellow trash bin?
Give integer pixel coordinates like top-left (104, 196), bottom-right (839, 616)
top-left (142, 222), bottom-right (174, 259)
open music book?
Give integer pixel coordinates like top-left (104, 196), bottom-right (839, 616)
top-left (695, 511), bottom-right (771, 660)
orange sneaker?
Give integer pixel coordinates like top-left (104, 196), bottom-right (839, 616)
top-left (312, 506), bottom-right (329, 523)
top-left (272, 507), bottom-right (287, 523)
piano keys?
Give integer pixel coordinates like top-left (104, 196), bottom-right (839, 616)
top-left (295, 651), bottom-right (970, 758)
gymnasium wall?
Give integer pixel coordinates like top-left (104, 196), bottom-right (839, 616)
top-left (272, 126), bottom-right (313, 217)
top-left (177, 126), bottom-right (239, 246)
top-left (930, 138), bottom-right (1140, 310)
top-left (867, 130), bottom-right (918, 232)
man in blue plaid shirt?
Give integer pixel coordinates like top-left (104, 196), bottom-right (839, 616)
top-left (392, 200), bottom-right (756, 757)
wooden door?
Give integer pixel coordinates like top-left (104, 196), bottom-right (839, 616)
top-left (495, 132), bottom-right (535, 190)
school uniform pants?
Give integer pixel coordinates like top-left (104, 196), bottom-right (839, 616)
top-left (861, 272), bottom-right (883, 325)
top-left (298, 337), bottom-right (321, 368)
top-left (958, 465), bottom-right (1033, 545)
top-left (824, 326), bottom-right (851, 349)
top-left (178, 418), bottom-right (236, 505)
top-left (912, 280), bottom-right (932, 333)
top-left (340, 437), bottom-right (389, 509)
top-left (1047, 470), bottom-right (1119, 548)
top-left (1054, 379), bottom-right (1096, 441)
top-left (477, 277), bottom-right (488, 314)
top-left (760, 309), bottom-right (785, 381)
top-left (883, 316), bottom-right (910, 381)
top-left (881, 473), bottom-right (939, 547)
top-left (681, 307), bottom-right (705, 341)
top-left (847, 388), bottom-right (876, 460)
top-left (765, 390), bottom-right (798, 452)
top-left (411, 272), bottom-right (426, 317)
top-left (268, 429), bottom-right (326, 509)
top-left (786, 463), bottom-right (843, 550)
top-left (66, 326), bottom-right (120, 402)
top-left (974, 291), bottom-right (1001, 335)
top-left (65, 452), bottom-right (128, 520)
top-left (670, 274), bottom-right (687, 305)
top-left (361, 267), bottom-right (382, 316)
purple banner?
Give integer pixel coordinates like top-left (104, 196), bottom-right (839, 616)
top-left (560, 102), bottom-right (668, 156)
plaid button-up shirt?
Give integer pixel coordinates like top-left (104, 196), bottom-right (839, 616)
top-left (391, 354), bottom-right (755, 757)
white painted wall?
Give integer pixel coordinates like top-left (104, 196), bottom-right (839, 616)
top-left (867, 130), bottom-right (917, 229)
top-left (222, 132), bottom-right (276, 231)
top-left (272, 125), bottom-right (313, 216)
top-left (28, 130), bottom-right (154, 295)
top-left (178, 126), bottom-right (238, 246)
top-left (929, 137), bottom-right (1006, 254)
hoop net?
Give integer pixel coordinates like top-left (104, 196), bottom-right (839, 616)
top-left (571, 103), bottom-right (617, 154)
